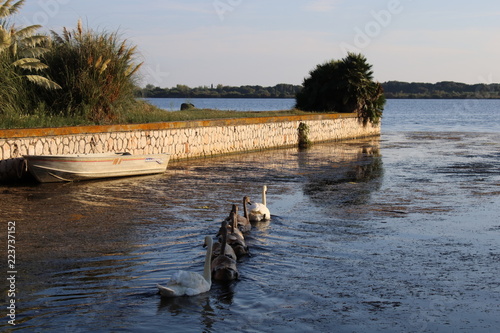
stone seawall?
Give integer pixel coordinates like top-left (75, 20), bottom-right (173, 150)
top-left (0, 113), bottom-right (380, 182)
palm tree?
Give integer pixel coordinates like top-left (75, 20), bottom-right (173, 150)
top-left (340, 53), bottom-right (385, 125)
top-left (0, 0), bottom-right (61, 90)
top-left (295, 52), bottom-right (385, 125)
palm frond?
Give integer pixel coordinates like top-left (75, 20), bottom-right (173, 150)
top-left (0, 0), bottom-right (25, 18)
top-left (12, 25), bottom-right (42, 39)
top-left (9, 0), bottom-right (24, 15)
top-left (18, 34), bottom-right (47, 47)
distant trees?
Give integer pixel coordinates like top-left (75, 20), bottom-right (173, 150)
top-left (137, 83), bottom-right (302, 99)
top-left (138, 79), bottom-right (500, 104)
top-left (382, 81), bottom-right (500, 99)
top-left (295, 53), bottom-right (385, 125)
top-left (138, 81), bottom-right (500, 101)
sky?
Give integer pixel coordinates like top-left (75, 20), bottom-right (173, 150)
top-left (13, 0), bottom-right (500, 88)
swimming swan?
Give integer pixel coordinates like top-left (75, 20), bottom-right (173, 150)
top-left (157, 236), bottom-right (213, 297)
top-left (211, 220), bottom-right (239, 281)
top-left (247, 185), bottom-right (271, 222)
top-left (236, 198), bottom-right (251, 233)
top-left (224, 207), bottom-right (249, 258)
top-left (212, 221), bottom-right (237, 261)
top-left (221, 205), bottom-right (245, 239)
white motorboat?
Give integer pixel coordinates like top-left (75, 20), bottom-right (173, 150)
top-left (24, 152), bottom-right (170, 183)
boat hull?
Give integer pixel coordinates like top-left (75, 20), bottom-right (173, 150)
top-left (24, 153), bottom-right (170, 183)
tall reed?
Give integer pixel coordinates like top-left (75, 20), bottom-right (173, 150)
top-left (40, 20), bottom-right (143, 124)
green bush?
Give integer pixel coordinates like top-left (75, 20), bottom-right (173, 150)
top-left (296, 53), bottom-right (385, 125)
top-left (39, 20), bottom-right (143, 124)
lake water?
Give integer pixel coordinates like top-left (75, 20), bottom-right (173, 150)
top-left (146, 97), bottom-right (500, 132)
top-left (1, 99), bottom-right (499, 332)
top-left (143, 97), bottom-right (296, 112)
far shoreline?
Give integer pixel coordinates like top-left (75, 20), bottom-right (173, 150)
top-left (137, 81), bottom-right (500, 100)
top-left (142, 96), bottom-right (500, 100)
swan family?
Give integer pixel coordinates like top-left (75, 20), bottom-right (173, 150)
top-left (157, 185), bottom-right (271, 297)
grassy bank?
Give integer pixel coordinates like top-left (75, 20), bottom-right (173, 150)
top-left (0, 99), bottom-right (309, 129)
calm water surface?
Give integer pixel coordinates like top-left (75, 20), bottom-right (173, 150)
top-left (1, 100), bottom-right (500, 332)
top-left (143, 97), bottom-right (296, 111)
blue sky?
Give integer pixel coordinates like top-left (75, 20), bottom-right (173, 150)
top-left (14, 0), bottom-right (500, 87)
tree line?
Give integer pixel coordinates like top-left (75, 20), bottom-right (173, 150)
top-left (383, 81), bottom-right (500, 99)
top-left (138, 81), bottom-right (500, 99)
top-left (136, 84), bottom-right (303, 99)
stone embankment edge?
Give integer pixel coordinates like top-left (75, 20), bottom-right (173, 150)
top-left (0, 113), bottom-right (380, 182)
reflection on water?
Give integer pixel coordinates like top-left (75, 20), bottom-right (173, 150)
top-left (300, 142), bottom-right (383, 209)
top-left (1, 134), bottom-right (499, 332)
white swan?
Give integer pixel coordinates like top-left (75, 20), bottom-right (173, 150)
top-left (247, 185), bottom-right (271, 222)
top-left (157, 236), bottom-right (213, 297)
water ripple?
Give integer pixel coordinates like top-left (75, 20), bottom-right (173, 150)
top-left (2, 133), bottom-right (500, 332)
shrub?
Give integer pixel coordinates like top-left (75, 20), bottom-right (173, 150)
top-left (296, 53), bottom-right (385, 125)
top-left (297, 122), bottom-right (311, 148)
top-left (39, 20), bottom-right (143, 123)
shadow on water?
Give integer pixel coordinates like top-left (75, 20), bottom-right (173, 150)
top-left (300, 142), bottom-right (383, 208)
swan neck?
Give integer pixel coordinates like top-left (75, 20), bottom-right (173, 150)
top-left (221, 222), bottom-right (227, 255)
top-left (262, 187), bottom-right (267, 206)
top-left (232, 212), bottom-right (237, 231)
top-left (243, 197), bottom-right (249, 218)
top-left (203, 237), bottom-right (213, 283)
